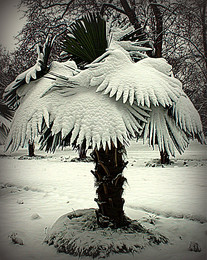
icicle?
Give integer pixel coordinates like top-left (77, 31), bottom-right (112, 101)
top-left (102, 140), bottom-right (106, 150)
top-left (77, 129), bottom-right (85, 147)
top-left (43, 109), bottom-right (50, 128)
top-left (25, 72), bottom-right (31, 84)
top-left (90, 75), bottom-right (105, 87)
top-left (144, 93), bottom-right (150, 108)
top-left (111, 133), bottom-right (117, 148)
top-left (117, 134), bottom-right (123, 146)
top-left (135, 90), bottom-right (143, 107)
top-left (107, 139), bottom-right (112, 150)
top-left (70, 123), bottom-right (80, 144)
top-left (96, 80), bottom-right (108, 93)
top-left (123, 88), bottom-right (129, 103)
top-left (115, 85), bottom-right (123, 101)
top-left (129, 89), bottom-right (134, 105)
top-left (109, 85), bottom-right (118, 98)
top-left (97, 139), bottom-right (101, 150)
top-left (103, 83), bottom-right (113, 95)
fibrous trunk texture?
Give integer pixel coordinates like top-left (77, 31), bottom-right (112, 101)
top-left (91, 141), bottom-right (128, 228)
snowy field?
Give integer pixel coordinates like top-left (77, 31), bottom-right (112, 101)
top-left (0, 140), bottom-right (206, 260)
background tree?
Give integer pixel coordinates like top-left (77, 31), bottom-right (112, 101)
top-left (0, 45), bottom-right (16, 97)
top-left (0, 46), bottom-right (15, 144)
top-left (0, 100), bottom-right (13, 144)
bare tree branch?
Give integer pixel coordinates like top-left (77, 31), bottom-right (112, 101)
top-left (100, 3), bottom-right (126, 16)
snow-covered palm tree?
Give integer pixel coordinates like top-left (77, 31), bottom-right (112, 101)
top-left (4, 13), bottom-right (205, 227)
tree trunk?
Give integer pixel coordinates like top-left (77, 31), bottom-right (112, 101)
top-left (160, 150), bottom-right (170, 164)
top-left (149, 0), bottom-right (163, 58)
top-left (91, 141), bottom-right (128, 228)
top-left (79, 148), bottom-right (87, 160)
top-left (28, 140), bottom-right (35, 157)
top-left (78, 141), bottom-right (87, 160)
top-left (120, 0), bottom-right (149, 41)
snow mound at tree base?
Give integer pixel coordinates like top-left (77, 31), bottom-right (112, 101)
top-left (70, 156), bottom-right (94, 162)
top-left (18, 155), bottom-right (46, 160)
top-left (45, 208), bottom-right (168, 258)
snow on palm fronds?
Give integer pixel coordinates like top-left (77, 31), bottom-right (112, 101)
top-left (106, 19), bottom-right (151, 59)
top-left (172, 95), bottom-right (204, 141)
top-left (141, 60), bottom-right (205, 155)
top-left (87, 50), bottom-right (182, 107)
top-left (63, 13), bottom-right (151, 66)
top-left (5, 58), bottom-right (150, 152)
top-left (143, 105), bottom-right (190, 156)
top-left (5, 48), bottom-right (183, 154)
top-left (3, 36), bottom-right (54, 109)
top-left (4, 13), bottom-right (205, 156)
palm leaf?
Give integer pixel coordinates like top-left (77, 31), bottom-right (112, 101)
top-left (3, 36), bottom-right (53, 109)
top-left (172, 95), bottom-right (205, 143)
top-left (63, 13), bottom-right (107, 65)
top-left (143, 105), bottom-right (189, 156)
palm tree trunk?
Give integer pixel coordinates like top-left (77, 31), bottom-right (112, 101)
top-left (91, 141), bottom-right (128, 228)
top-left (160, 150), bottom-right (170, 164)
top-left (78, 141), bottom-right (87, 160)
top-left (28, 140), bottom-right (35, 157)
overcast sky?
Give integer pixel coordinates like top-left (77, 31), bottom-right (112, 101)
top-left (0, 0), bottom-right (25, 51)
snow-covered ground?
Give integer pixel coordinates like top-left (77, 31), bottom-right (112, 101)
top-left (0, 140), bottom-right (206, 260)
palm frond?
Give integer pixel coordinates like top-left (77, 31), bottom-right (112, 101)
top-left (143, 105), bottom-right (189, 156)
top-left (63, 13), bottom-right (107, 66)
top-left (3, 36), bottom-right (53, 109)
top-left (172, 95), bottom-right (205, 143)
top-left (66, 49), bottom-right (182, 107)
